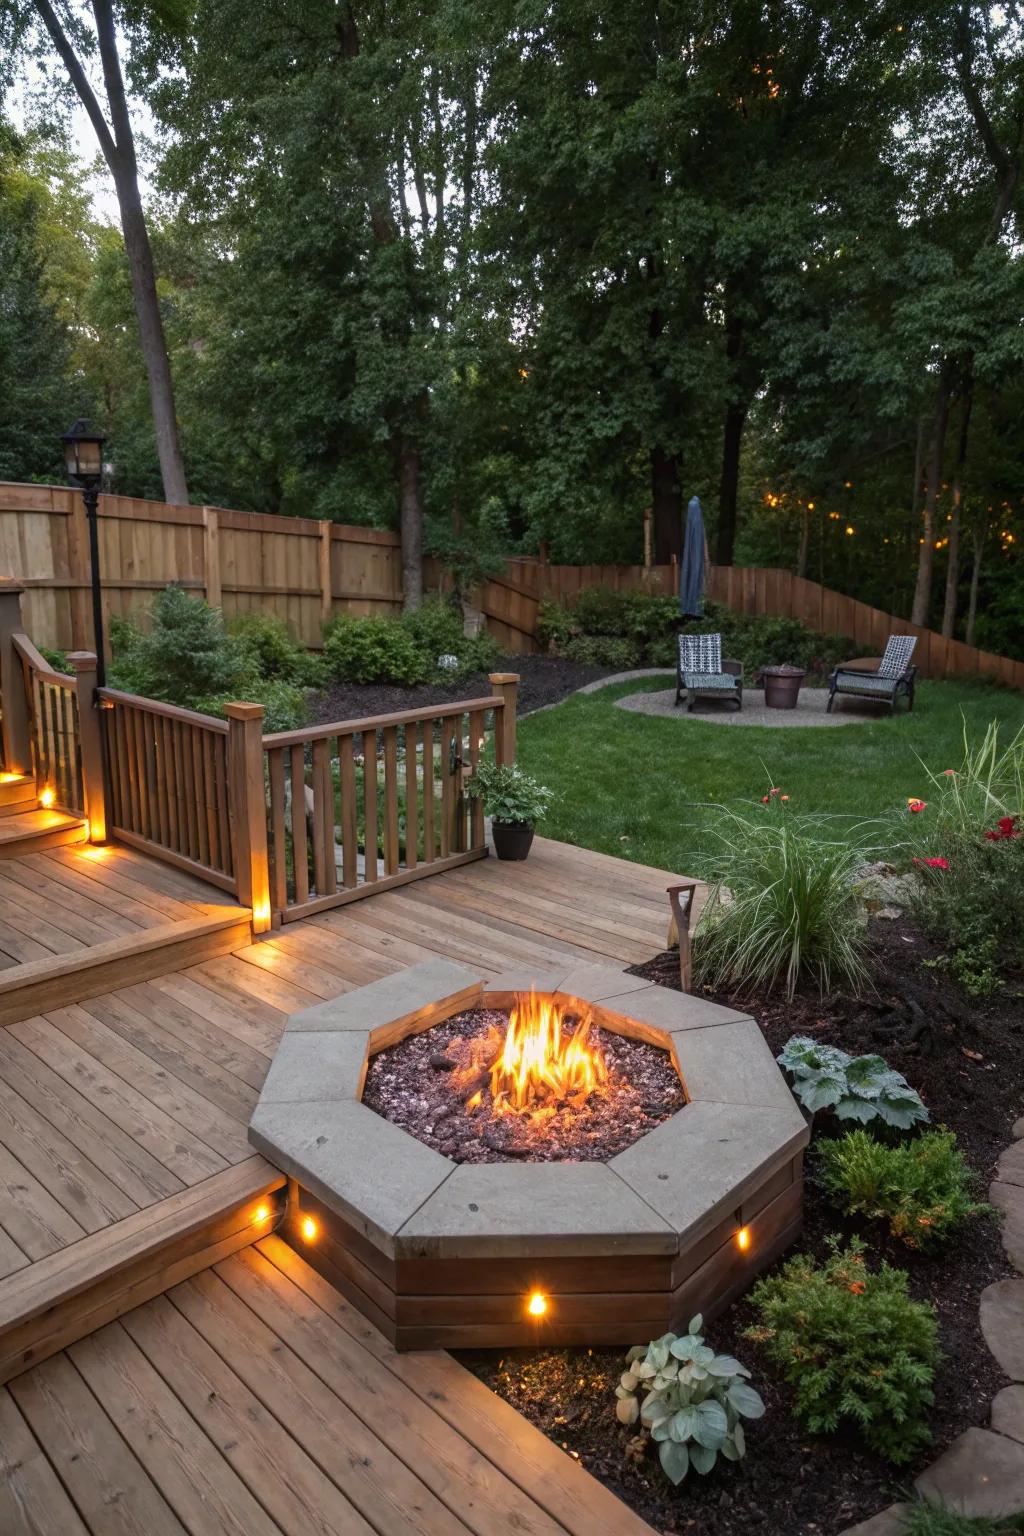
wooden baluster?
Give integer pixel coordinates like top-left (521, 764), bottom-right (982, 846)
top-left (159, 715), bottom-right (177, 850)
top-left (127, 705), bottom-right (144, 834)
top-left (439, 715), bottom-right (456, 859)
top-left (362, 729), bottom-right (378, 883)
top-left (489, 672), bottom-right (519, 766)
top-left (47, 683), bottom-right (61, 802)
top-left (171, 717), bottom-right (189, 856)
top-left (339, 733), bottom-right (358, 888)
top-left (225, 702), bottom-right (271, 932)
top-left (184, 725), bottom-right (202, 862)
top-left (214, 735), bottom-right (232, 876)
top-left (142, 709), bottom-right (160, 843)
top-left (67, 653), bottom-right (106, 841)
top-left (106, 704), bottom-right (125, 830)
top-left (0, 584), bottom-right (31, 776)
top-left (311, 736), bottom-right (336, 896)
top-left (468, 708), bottom-right (485, 850)
top-left (421, 720), bottom-right (435, 864)
top-left (403, 722), bottom-right (418, 870)
top-left (201, 731), bottom-right (218, 869)
top-left (382, 724), bottom-right (399, 875)
top-left (190, 726), bottom-right (210, 867)
top-left (267, 746), bottom-right (287, 913)
top-left (289, 743), bottom-right (309, 905)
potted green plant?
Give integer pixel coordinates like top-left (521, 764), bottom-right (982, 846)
top-left (465, 761), bottom-right (553, 861)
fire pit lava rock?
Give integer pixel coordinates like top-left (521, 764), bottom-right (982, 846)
top-left (249, 958), bottom-right (808, 1350)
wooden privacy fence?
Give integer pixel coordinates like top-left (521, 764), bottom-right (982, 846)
top-left (2, 480), bottom-right (1021, 687)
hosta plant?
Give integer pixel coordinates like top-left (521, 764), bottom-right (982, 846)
top-left (818, 1129), bottom-right (992, 1249)
top-left (778, 1036), bottom-right (928, 1131)
top-left (614, 1316), bottom-right (764, 1485)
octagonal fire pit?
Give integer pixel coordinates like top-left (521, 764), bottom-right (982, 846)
top-left (249, 958), bottom-right (808, 1350)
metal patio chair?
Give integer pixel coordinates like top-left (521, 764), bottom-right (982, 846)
top-left (675, 632), bottom-right (743, 712)
top-left (827, 634), bottom-right (918, 714)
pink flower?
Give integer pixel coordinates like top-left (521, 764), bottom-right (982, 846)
top-left (942, 769), bottom-right (957, 777)
top-left (907, 798), bottom-right (927, 814)
top-left (985, 815), bottom-right (1020, 842)
top-left (913, 856), bottom-right (949, 870)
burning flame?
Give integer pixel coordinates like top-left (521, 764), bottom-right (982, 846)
top-left (463, 991), bottom-right (609, 1116)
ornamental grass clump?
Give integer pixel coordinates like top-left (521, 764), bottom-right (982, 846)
top-left (818, 1129), bottom-right (991, 1249)
top-left (615, 1316), bottom-right (764, 1485)
top-left (746, 1237), bottom-right (939, 1464)
top-left (692, 809), bottom-right (870, 1000)
top-left (778, 1036), bottom-right (929, 1131)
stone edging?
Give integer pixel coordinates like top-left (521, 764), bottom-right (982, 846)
top-left (842, 1115), bottom-right (1024, 1533)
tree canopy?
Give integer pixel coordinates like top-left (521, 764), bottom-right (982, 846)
top-left (1, 0), bottom-right (1022, 648)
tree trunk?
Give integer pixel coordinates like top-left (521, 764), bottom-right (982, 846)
top-left (33, 0), bottom-right (189, 504)
top-left (650, 447), bottom-right (682, 564)
top-left (398, 434), bottom-right (424, 611)
top-left (910, 370), bottom-right (952, 627)
top-left (941, 386), bottom-right (973, 639)
top-left (966, 526), bottom-right (984, 648)
top-left (909, 414), bottom-right (926, 543)
top-left (797, 506), bottom-right (810, 578)
top-left (716, 401), bottom-right (747, 567)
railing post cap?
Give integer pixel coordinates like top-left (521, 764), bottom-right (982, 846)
top-left (488, 672), bottom-right (521, 685)
top-left (223, 701), bottom-right (265, 721)
top-left (66, 650), bottom-right (98, 672)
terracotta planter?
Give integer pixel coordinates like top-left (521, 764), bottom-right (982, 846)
top-left (492, 820), bottom-right (535, 860)
top-left (762, 665), bottom-right (806, 710)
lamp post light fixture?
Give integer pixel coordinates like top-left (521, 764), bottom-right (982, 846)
top-left (61, 420), bottom-right (107, 686)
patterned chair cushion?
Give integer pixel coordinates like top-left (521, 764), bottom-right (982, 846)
top-left (684, 671), bottom-right (739, 693)
top-left (833, 672), bottom-right (898, 696)
top-left (878, 635), bottom-right (918, 679)
top-left (678, 633), bottom-right (722, 675)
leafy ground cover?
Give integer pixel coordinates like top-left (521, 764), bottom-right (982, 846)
top-left (516, 676), bottom-right (1024, 879)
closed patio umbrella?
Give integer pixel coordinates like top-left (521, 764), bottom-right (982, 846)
top-left (679, 495), bottom-right (706, 618)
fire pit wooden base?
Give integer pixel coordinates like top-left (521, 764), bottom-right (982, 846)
top-left (250, 959), bottom-right (809, 1350)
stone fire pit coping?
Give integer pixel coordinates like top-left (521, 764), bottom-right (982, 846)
top-left (250, 958), bottom-right (809, 1260)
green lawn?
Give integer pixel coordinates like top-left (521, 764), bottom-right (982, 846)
top-left (517, 677), bottom-right (1024, 879)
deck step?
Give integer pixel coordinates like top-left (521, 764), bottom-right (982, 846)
top-left (0, 905), bottom-right (254, 1027)
top-left (0, 1156), bottom-right (285, 1384)
top-left (0, 807), bottom-right (86, 856)
top-left (0, 774), bottom-right (35, 817)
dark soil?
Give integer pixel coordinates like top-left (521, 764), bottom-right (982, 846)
top-left (309, 653), bottom-right (624, 725)
top-left (362, 1004), bottom-right (684, 1163)
top-left (461, 919), bottom-right (1024, 1536)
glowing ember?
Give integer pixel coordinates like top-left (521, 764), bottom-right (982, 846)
top-left (460, 991), bottom-right (608, 1116)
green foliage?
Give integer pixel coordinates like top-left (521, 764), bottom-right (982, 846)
top-left (465, 762), bottom-right (553, 826)
top-left (911, 722), bottom-right (1024, 987)
top-left (228, 612), bottom-right (323, 687)
top-left (746, 1237), bottom-right (939, 1464)
top-left (563, 635), bottom-right (643, 669)
top-left (818, 1129), bottom-right (991, 1249)
top-left (39, 644), bottom-right (68, 673)
top-left (198, 677), bottom-right (309, 733)
top-left (614, 1316), bottom-right (764, 1486)
top-left (692, 809), bottom-right (871, 1000)
top-left (109, 587), bottom-right (242, 706)
top-left (399, 599), bottom-right (500, 677)
top-left (322, 616), bottom-right (430, 687)
top-left (901, 1499), bottom-right (1024, 1536)
top-left (778, 1037), bottom-right (929, 1131)
top-left (536, 599), bottom-right (578, 655)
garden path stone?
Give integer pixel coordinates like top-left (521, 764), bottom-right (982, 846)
top-left (990, 1181), bottom-right (1024, 1269)
top-left (1013, 1116), bottom-right (1024, 1140)
top-left (915, 1427), bottom-right (1024, 1518)
top-left (991, 1385), bottom-right (1024, 1444)
top-left (840, 1506), bottom-right (909, 1536)
top-left (997, 1140), bottom-right (1024, 1187)
top-left (981, 1278), bottom-right (1024, 1381)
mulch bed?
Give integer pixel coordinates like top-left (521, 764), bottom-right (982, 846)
top-left (461, 920), bottom-right (1024, 1536)
top-left (362, 1005), bottom-right (684, 1163)
top-left (309, 653), bottom-right (619, 725)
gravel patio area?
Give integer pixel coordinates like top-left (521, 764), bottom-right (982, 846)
top-left (615, 685), bottom-right (893, 728)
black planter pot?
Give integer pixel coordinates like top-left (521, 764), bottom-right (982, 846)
top-left (761, 665), bottom-right (806, 710)
top-left (492, 820), bottom-right (535, 861)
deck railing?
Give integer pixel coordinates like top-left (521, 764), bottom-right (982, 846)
top-left (98, 689), bottom-right (238, 893)
top-left (262, 673), bottom-right (519, 921)
top-left (0, 581), bottom-right (519, 929)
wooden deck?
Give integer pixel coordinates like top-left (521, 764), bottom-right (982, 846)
top-left (0, 830), bottom-right (678, 1536)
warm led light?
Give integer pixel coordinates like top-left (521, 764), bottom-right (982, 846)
top-left (527, 1291), bottom-right (548, 1317)
top-left (39, 786), bottom-right (56, 809)
top-left (254, 1204), bottom-right (270, 1224)
top-left (301, 1216), bottom-right (318, 1242)
top-left (252, 897), bottom-right (272, 935)
top-left (737, 1226), bottom-right (751, 1252)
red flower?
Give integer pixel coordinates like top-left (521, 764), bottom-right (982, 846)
top-left (985, 815), bottom-right (1020, 842)
top-left (761, 794), bottom-right (770, 804)
top-left (913, 856), bottom-right (949, 870)
top-left (942, 768), bottom-right (957, 777)
top-left (761, 788), bottom-right (785, 805)
top-left (780, 794), bottom-right (790, 802)
top-left (907, 798), bottom-right (927, 814)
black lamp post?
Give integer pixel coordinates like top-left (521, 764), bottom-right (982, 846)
top-left (61, 420), bottom-right (107, 686)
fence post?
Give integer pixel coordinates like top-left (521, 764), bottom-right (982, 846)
top-left (319, 521), bottom-right (333, 627)
top-left (489, 672), bottom-right (519, 766)
top-left (225, 702), bottom-right (272, 933)
top-left (0, 582), bottom-right (31, 778)
top-left (66, 652), bottom-right (107, 842)
top-left (203, 507), bottom-right (222, 609)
